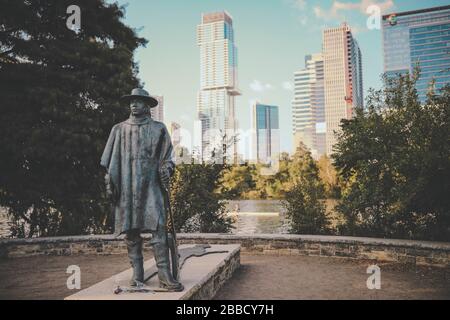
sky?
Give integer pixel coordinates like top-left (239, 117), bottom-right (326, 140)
top-left (110, 0), bottom-right (449, 155)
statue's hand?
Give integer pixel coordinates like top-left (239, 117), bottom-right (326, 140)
top-left (106, 186), bottom-right (116, 201)
top-left (159, 166), bottom-right (171, 190)
top-left (105, 174), bottom-right (118, 202)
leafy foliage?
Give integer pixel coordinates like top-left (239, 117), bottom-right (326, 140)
top-left (219, 164), bottom-right (257, 199)
top-left (170, 163), bottom-right (233, 233)
top-left (0, 0), bottom-right (146, 237)
top-left (317, 155), bottom-right (340, 198)
top-left (333, 70), bottom-right (450, 241)
top-left (282, 144), bottom-right (332, 235)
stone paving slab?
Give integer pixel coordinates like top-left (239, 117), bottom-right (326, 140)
top-left (64, 244), bottom-right (240, 300)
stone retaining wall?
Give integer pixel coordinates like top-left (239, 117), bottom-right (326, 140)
top-left (1, 234), bottom-right (449, 268)
top-left (185, 245), bottom-right (241, 300)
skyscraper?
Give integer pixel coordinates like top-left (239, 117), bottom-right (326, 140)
top-left (292, 53), bottom-right (326, 159)
top-left (323, 23), bottom-right (363, 156)
top-left (169, 122), bottom-right (181, 147)
top-left (382, 5), bottom-right (450, 102)
top-left (252, 102), bottom-right (280, 164)
top-left (197, 11), bottom-right (241, 162)
top-left (169, 122), bottom-right (190, 164)
top-left (151, 95), bottom-right (164, 123)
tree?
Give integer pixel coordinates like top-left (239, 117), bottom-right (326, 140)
top-left (170, 163), bottom-right (233, 233)
top-left (333, 70), bottom-right (450, 241)
top-left (282, 144), bottom-right (332, 235)
top-left (0, 0), bottom-right (146, 237)
top-left (317, 155), bottom-right (340, 198)
top-left (219, 164), bottom-right (256, 200)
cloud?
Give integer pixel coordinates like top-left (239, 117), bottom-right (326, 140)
top-left (313, 6), bottom-right (331, 20)
top-left (287, 0), bottom-right (311, 28)
top-left (282, 81), bottom-right (294, 91)
top-left (313, 0), bottom-right (395, 20)
top-left (250, 80), bottom-right (273, 92)
top-left (299, 16), bottom-right (308, 25)
top-left (294, 0), bottom-right (307, 10)
top-left (351, 0), bottom-right (395, 14)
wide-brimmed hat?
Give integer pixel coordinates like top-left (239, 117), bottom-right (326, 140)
top-left (120, 88), bottom-right (159, 108)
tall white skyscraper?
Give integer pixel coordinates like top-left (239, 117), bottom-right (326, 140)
top-left (197, 11), bottom-right (241, 162)
top-left (323, 23), bottom-right (363, 156)
top-left (292, 53), bottom-right (326, 159)
top-left (151, 95), bottom-right (164, 123)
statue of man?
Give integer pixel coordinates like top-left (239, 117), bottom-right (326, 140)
top-left (100, 88), bottom-right (183, 292)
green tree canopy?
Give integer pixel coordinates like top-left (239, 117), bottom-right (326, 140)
top-left (333, 71), bottom-right (450, 241)
top-left (0, 0), bottom-right (146, 237)
top-left (170, 163), bottom-right (233, 233)
top-left (283, 144), bottom-right (332, 235)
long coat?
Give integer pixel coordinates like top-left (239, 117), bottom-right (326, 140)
top-left (100, 115), bottom-right (175, 234)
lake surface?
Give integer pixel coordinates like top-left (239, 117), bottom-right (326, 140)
top-left (225, 200), bottom-right (290, 234)
top-left (225, 199), bottom-right (339, 234)
top-left (0, 200), bottom-right (338, 238)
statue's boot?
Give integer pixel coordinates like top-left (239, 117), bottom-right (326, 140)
top-left (152, 242), bottom-right (184, 292)
top-left (125, 237), bottom-right (144, 287)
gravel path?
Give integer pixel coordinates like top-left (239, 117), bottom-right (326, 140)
top-left (215, 255), bottom-right (450, 300)
top-left (0, 253), bottom-right (448, 300)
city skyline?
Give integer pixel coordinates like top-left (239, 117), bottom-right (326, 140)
top-left (110, 0), bottom-right (449, 155)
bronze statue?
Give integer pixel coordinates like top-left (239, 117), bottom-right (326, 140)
top-left (100, 88), bottom-right (183, 292)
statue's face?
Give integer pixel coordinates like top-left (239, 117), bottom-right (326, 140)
top-left (130, 99), bottom-right (148, 116)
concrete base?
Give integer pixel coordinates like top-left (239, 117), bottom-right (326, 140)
top-left (65, 244), bottom-right (240, 300)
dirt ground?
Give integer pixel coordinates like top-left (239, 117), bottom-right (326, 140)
top-left (215, 255), bottom-right (450, 300)
top-left (0, 252), bottom-right (153, 300)
top-left (0, 253), bottom-right (449, 300)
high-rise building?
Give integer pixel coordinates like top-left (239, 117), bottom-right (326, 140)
top-left (292, 53), bottom-right (326, 159)
top-left (169, 122), bottom-right (191, 164)
top-left (323, 23), bottom-right (363, 156)
top-left (151, 95), bottom-right (164, 122)
top-left (382, 5), bottom-right (450, 102)
top-left (197, 11), bottom-right (241, 162)
top-left (252, 102), bottom-right (280, 164)
top-left (169, 122), bottom-right (181, 147)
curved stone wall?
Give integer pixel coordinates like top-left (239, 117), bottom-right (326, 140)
top-left (0, 234), bottom-right (449, 268)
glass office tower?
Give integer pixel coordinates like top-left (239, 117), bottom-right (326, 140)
top-left (383, 5), bottom-right (450, 102)
top-left (252, 103), bottom-right (280, 164)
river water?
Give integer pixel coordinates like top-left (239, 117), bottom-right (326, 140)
top-left (225, 199), bottom-right (339, 234)
top-left (225, 200), bottom-right (290, 234)
top-left (0, 200), bottom-right (337, 238)
top-left (0, 201), bottom-right (289, 238)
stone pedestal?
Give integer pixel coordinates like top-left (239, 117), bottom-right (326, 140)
top-left (65, 244), bottom-right (240, 300)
